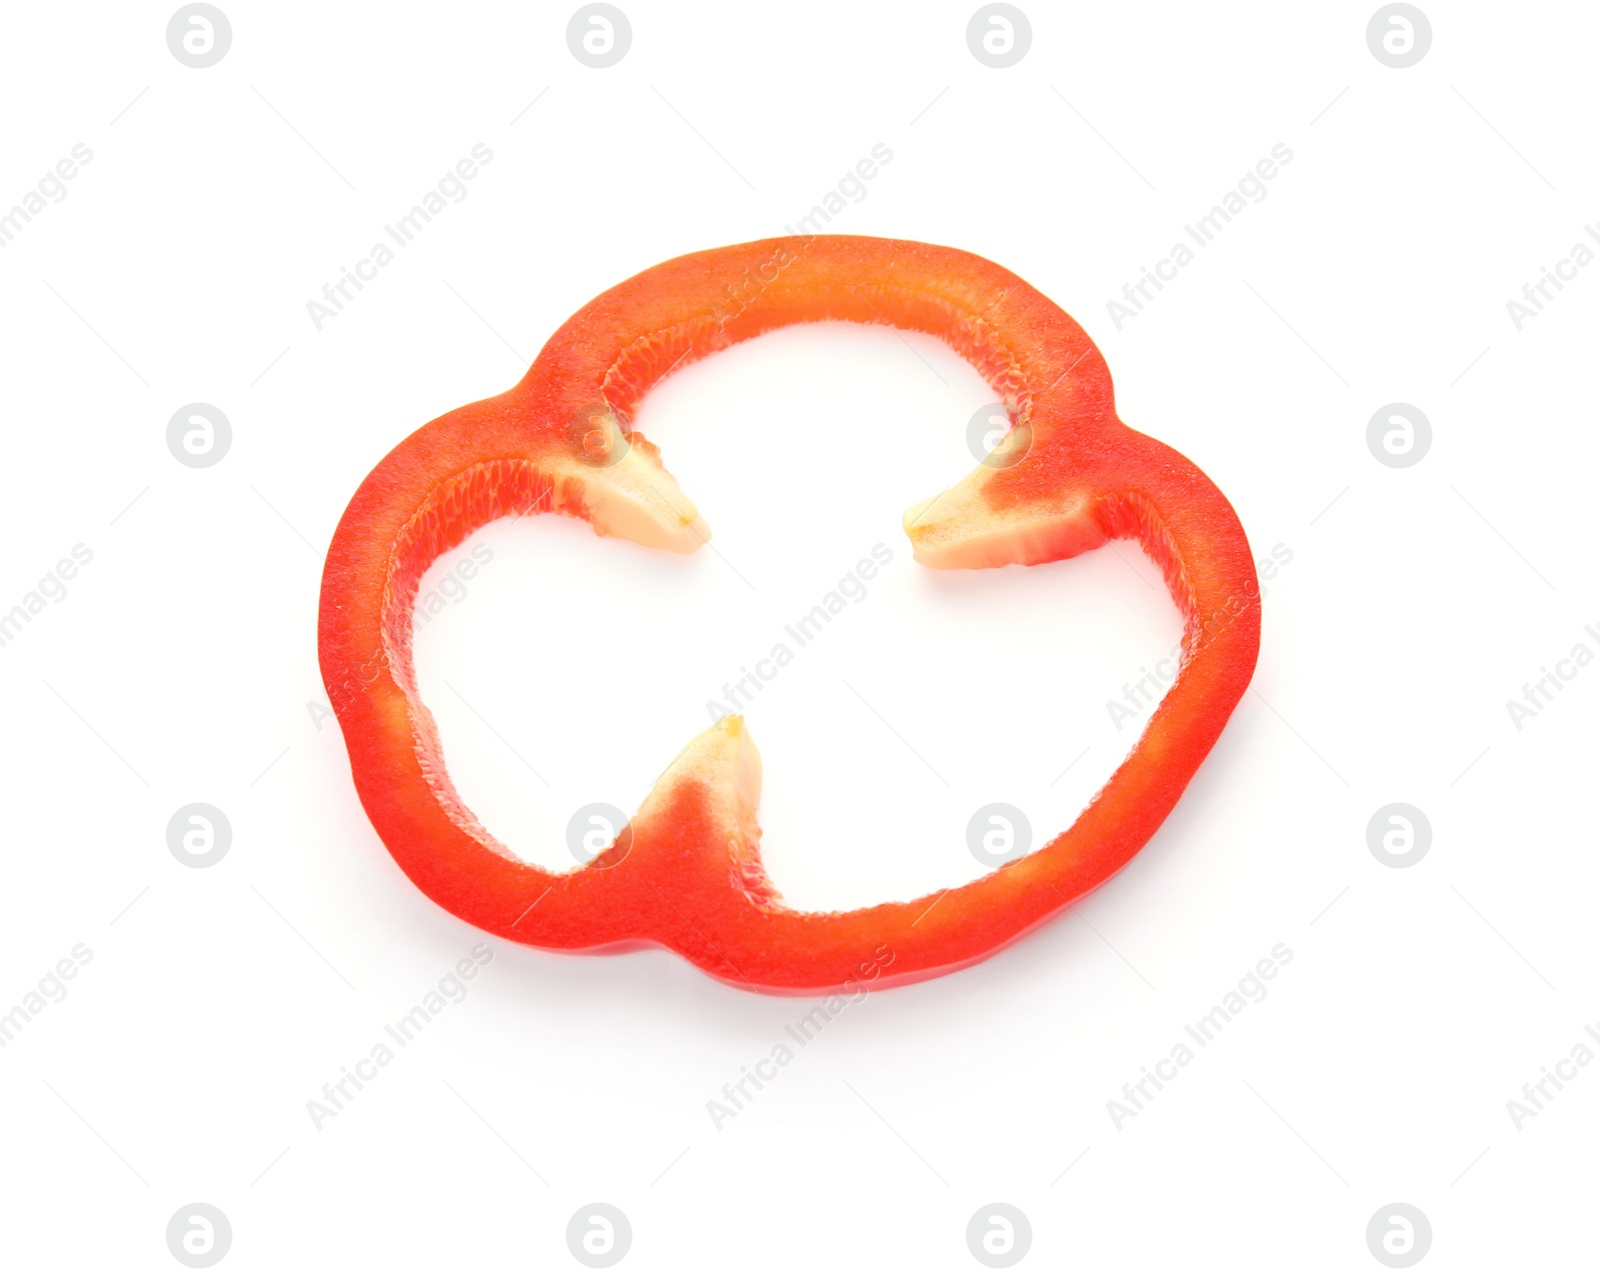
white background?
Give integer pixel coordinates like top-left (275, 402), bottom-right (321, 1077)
top-left (1, 1), bottom-right (1595, 1268)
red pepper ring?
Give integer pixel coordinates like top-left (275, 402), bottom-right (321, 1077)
top-left (317, 235), bottom-right (1261, 995)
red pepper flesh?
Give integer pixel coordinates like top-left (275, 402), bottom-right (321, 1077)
top-left (317, 235), bottom-right (1261, 994)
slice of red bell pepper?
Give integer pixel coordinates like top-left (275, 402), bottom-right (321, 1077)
top-left (318, 234), bottom-right (1260, 995)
